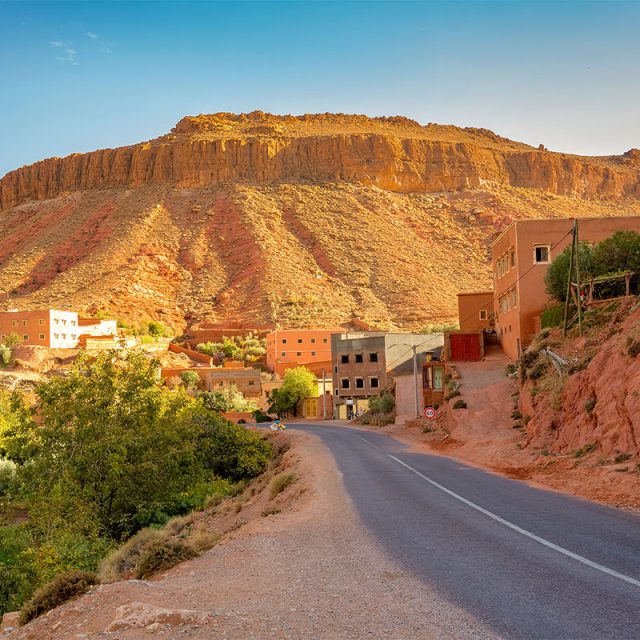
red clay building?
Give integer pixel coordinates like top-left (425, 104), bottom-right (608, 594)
top-left (266, 328), bottom-right (344, 378)
top-left (456, 291), bottom-right (494, 332)
top-left (492, 216), bottom-right (640, 360)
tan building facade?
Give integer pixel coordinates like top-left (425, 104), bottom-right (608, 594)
top-left (457, 291), bottom-right (494, 332)
top-left (0, 309), bottom-right (80, 349)
top-left (493, 216), bottom-right (640, 360)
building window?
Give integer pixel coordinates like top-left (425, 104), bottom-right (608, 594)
top-left (355, 378), bottom-right (364, 389)
top-left (39, 319), bottom-right (45, 325)
top-left (355, 353), bottom-right (363, 363)
top-left (22, 320), bottom-right (28, 326)
top-left (39, 333), bottom-right (45, 340)
top-left (370, 377), bottom-right (379, 388)
top-left (534, 245), bottom-right (550, 264)
top-left (311, 351), bottom-right (316, 357)
top-left (311, 338), bottom-right (316, 344)
top-left (510, 289), bottom-right (517, 308)
top-left (369, 352), bottom-right (379, 362)
top-left (297, 338), bottom-right (303, 344)
top-left (54, 319), bottom-right (59, 325)
top-left (334, 366), bottom-right (338, 373)
top-left (341, 354), bottom-right (349, 364)
top-left (11, 321), bottom-right (16, 327)
top-left (248, 380), bottom-right (255, 386)
top-left (54, 333), bottom-right (59, 339)
top-left (479, 310), bottom-right (487, 320)
top-left (61, 333), bottom-right (66, 339)
top-left (323, 338), bottom-right (328, 343)
top-left (23, 334), bottom-right (29, 340)
top-left (282, 339), bottom-right (287, 344)
top-left (334, 389), bottom-right (339, 395)
top-left (510, 249), bottom-right (515, 267)
top-left (296, 352), bottom-right (302, 357)
top-left (281, 351), bottom-right (286, 357)
top-left (341, 378), bottom-right (350, 389)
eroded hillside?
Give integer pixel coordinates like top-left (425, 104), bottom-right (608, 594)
top-left (1, 112), bottom-right (640, 330)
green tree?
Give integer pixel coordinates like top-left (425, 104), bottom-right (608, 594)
top-left (0, 344), bottom-right (11, 367)
top-left (199, 390), bottom-right (233, 413)
top-left (269, 367), bottom-right (316, 417)
top-left (544, 242), bottom-right (596, 303)
top-left (180, 370), bottom-right (201, 391)
top-left (592, 231), bottom-right (640, 276)
top-left (147, 320), bottom-right (173, 338)
top-left (3, 333), bottom-right (22, 349)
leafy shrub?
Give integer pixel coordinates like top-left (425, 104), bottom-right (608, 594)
top-left (452, 399), bottom-right (467, 409)
top-left (133, 539), bottom-right (196, 579)
top-left (19, 570), bottom-right (98, 625)
top-left (614, 452), bottom-right (632, 464)
top-left (541, 304), bottom-right (565, 329)
top-left (0, 526), bottom-right (37, 616)
top-left (574, 442), bottom-right (597, 458)
top-left (368, 392), bottom-right (395, 414)
top-left (0, 344), bottom-right (11, 367)
top-left (584, 396), bottom-right (596, 414)
top-left (627, 338), bottom-right (640, 359)
top-left (200, 390), bottom-right (233, 413)
top-left (147, 320), bottom-right (173, 338)
top-left (545, 242), bottom-right (596, 303)
top-left (269, 367), bottom-right (317, 416)
top-left (0, 459), bottom-right (16, 498)
top-left (511, 410), bottom-right (522, 420)
top-left (98, 528), bottom-right (167, 583)
top-left (252, 409), bottom-right (273, 423)
top-left (270, 472), bottom-right (297, 499)
top-left (180, 370), bottom-right (201, 390)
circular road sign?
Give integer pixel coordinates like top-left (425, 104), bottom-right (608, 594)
top-left (424, 406), bottom-right (437, 420)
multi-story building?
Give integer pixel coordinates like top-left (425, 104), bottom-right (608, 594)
top-left (266, 327), bottom-right (345, 378)
top-left (0, 310), bottom-right (118, 349)
top-left (492, 216), bottom-right (640, 360)
top-left (331, 332), bottom-right (444, 419)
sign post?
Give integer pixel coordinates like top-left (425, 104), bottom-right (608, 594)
top-left (424, 406), bottom-right (437, 420)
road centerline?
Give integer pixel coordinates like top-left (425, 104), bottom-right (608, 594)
top-left (387, 453), bottom-right (640, 590)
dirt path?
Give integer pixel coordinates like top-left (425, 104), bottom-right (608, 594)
top-left (6, 433), bottom-right (495, 639)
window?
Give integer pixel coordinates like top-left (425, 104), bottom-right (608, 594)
top-left (11, 321), bottom-right (16, 327)
top-left (71, 320), bottom-right (76, 326)
top-left (61, 333), bottom-right (66, 339)
top-left (23, 334), bottom-right (29, 340)
top-left (39, 319), bottom-right (45, 325)
top-left (334, 389), bottom-right (339, 395)
top-left (534, 245), bottom-right (550, 264)
top-left (297, 338), bottom-right (303, 344)
top-left (370, 377), bottom-right (379, 388)
top-left (369, 352), bottom-right (379, 362)
top-left (54, 319), bottom-right (59, 325)
top-left (311, 351), bottom-right (316, 357)
top-left (355, 353), bottom-right (363, 363)
top-left (510, 249), bottom-right (515, 267)
top-left (39, 333), bottom-right (45, 340)
top-left (341, 354), bottom-right (349, 364)
top-left (340, 378), bottom-right (350, 389)
top-left (296, 351), bottom-right (301, 356)
top-left (54, 333), bottom-right (59, 339)
top-left (510, 289), bottom-right (517, 308)
top-left (281, 351), bottom-right (286, 357)
top-left (282, 339), bottom-right (287, 344)
top-left (323, 338), bottom-right (328, 343)
top-left (311, 338), bottom-right (316, 344)
top-left (334, 366), bottom-right (338, 373)
top-left (479, 310), bottom-right (488, 320)
top-left (355, 378), bottom-right (364, 389)
top-left (248, 380), bottom-right (255, 386)
top-left (22, 320), bottom-right (28, 326)
top-left (71, 334), bottom-right (76, 339)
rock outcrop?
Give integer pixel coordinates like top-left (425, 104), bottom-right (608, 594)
top-left (2, 112), bottom-right (640, 210)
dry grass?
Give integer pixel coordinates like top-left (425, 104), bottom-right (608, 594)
top-left (269, 472), bottom-right (297, 500)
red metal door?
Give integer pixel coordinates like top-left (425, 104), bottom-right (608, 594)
top-left (449, 333), bottom-right (481, 361)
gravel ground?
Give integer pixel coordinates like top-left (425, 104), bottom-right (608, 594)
top-left (7, 432), bottom-right (496, 640)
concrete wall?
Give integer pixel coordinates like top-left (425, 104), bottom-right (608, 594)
top-left (394, 373), bottom-right (423, 425)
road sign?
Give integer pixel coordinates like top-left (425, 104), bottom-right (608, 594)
top-left (424, 406), bottom-right (437, 419)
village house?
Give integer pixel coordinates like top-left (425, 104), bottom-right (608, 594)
top-left (265, 327), bottom-right (345, 378)
top-left (492, 216), bottom-right (640, 360)
top-left (0, 309), bottom-right (116, 349)
top-left (456, 291), bottom-right (494, 332)
top-left (331, 332), bottom-right (444, 419)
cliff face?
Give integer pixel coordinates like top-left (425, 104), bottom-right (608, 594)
top-left (1, 112), bottom-right (640, 330)
top-left (2, 112), bottom-right (640, 210)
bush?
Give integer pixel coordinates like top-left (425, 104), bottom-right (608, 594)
top-left (252, 409), bottom-right (273, 423)
top-left (584, 396), bottom-right (596, 414)
top-left (614, 452), bottom-right (632, 464)
top-left (269, 472), bottom-right (297, 499)
top-left (574, 442), bottom-right (597, 458)
top-left (545, 242), bottom-right (596, 303)
top-left (628, 338), bottom-right (640, 359)
top-left (180, 370), bottom-right (201, 390)
top-left (541, 304), bottom-right (565, 329)
top-left (0, 344), bottom-right (11, 367)
top-left (200, 390), bottom-right (233, 413)
top-left (368, 392), bottom-right (395, 414)
top-left (98, 528), bottom-right (167, 583)
top-left (147, 321), bottom-right (173, 338)
top-left (452, 399), bottom-right (467, 409)
top-left (19, 570), bottom-right (98, 625)
top-left (133, 539), bottom-right (197, 579)
top-left (0, 526), bottom-right (37, 616)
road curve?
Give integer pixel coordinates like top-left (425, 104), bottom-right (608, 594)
top-left (292, 423), bottom-right (640, 640)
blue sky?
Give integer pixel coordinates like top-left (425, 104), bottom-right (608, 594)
top-left (1, 0), bottom-right (639, 177)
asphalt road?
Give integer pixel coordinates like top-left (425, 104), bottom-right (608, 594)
top-left (292, 423), bottom-right (640, 640)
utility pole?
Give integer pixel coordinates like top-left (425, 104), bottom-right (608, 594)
top-left (321, 367), bottom-right (327, 419)
top-left (404, 343), bottom-right (420, 419)
top-left (563, 220), bottom-right (577, 337)
top-left (575, 219), bottom-right (583, 336)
